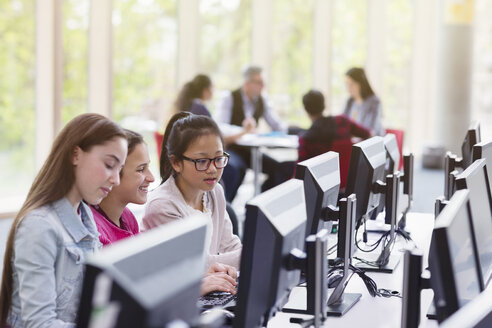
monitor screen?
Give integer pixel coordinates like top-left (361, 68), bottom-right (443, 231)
top-left (295, 151), bottom-right (340, 238)
top-left (473, 140), bottom-right (492, 195)
top-left (440, 287), bottom-right (492, 328)
top-left (384, 133), bottom-right (400, 174)
top-left (345, 136), bottom-right (386, 225)
top-left (455, 159), bottom-right (492, 288)
top-left (429, 189), bottom-right (482, 322)
top-left (77, 217), bottom-right (208, 328)
top-left (461, 121), bottom-right (480, 169)
top-left (234, 179), bottom-right (306, 328)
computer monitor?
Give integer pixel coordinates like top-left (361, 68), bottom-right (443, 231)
top-left (455, 159), bottom-right (492, 288)
top-left (233, 179), bottom-right (306, 328)
top-left (428, 189), bottom-right (482, 323)
top-left (439, 287), bottom-right (492, 328)
top-left (345, 136), bottom-right (386, 227)
top-left (295, 151), bottom-right (340, 238)
top-left (77, 217), bottom-right (208, 328)
top-left (461, 120), bottom-right (480, 169)
top-left (473, 140), bottom-right (492, 193)
top-left (371, 133), bottom-right (401, 222)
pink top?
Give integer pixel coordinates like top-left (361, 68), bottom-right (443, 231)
top-left (90, 205), bottom-right (140, 245)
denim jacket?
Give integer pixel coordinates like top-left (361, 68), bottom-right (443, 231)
top-left (8, 198), bottom-right (101, 328)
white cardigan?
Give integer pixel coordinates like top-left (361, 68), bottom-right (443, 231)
top-left (142, 176), bottom-right (242, 269)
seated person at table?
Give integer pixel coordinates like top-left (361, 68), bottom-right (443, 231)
top-left (298, 89), bottom-right (371, 162)
top-left (215, 65), bottom-right (292, 200)
top-left (343, 67), bottom-right (385, 136)
top-left (143, 112), bottom-right (242, 271)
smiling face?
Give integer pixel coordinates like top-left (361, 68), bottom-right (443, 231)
top-left (172, 133), bottom-right (224, 196)
top-left (113, 142), bottom-right (154, 205)
top-left (70, 137), bottom-right (128, 206)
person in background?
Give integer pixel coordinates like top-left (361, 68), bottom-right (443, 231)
top-left (343, 67), bottom-right (385, 136)
top-left (215, 65), bottom-right (291, 201)
top-left (143, 112), bottom-right (241, 294)
top-left (0, 113), bottom-right (128, 328)
top-left (299, 89), bottom-right (372, 162)
top-left (91, 128), bottom-right (236, 295)
top-left (175, 74), bottom-right (214, 116)
top-left (90, 129), bottom-right (154, 245)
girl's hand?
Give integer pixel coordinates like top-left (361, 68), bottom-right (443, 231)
top-left (207, 262), bottom-right (238, 280)
top-left (201, 272), bottom-right (237, 295)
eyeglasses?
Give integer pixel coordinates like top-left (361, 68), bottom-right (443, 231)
top-left (181, 152), bottom-right (230, 171)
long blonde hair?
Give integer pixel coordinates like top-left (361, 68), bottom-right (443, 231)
top-left (0, 113), bottom-right (126, 326)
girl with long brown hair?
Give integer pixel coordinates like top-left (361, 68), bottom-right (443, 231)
top-left (0, 113), bottom-right (128, 328)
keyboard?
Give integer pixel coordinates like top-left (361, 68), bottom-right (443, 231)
top-left (197, 291), bottom-right (237, 310)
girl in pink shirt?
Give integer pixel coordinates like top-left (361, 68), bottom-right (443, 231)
top-left (91, 130), bottom-right (154, 245)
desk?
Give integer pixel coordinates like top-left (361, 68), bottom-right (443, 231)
top-left (236, 133), bottom-right (298, 196)
top-left (267, 212), bottom-right (436, 328)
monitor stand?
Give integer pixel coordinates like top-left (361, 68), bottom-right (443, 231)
top-left (426, 300), bottom-right (437, 320)
top-left (326, 293), bottom-right (362, 317)
top-left (353, 249), bottom-right (401, 273)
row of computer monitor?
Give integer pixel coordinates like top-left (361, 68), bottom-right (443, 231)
top-left (402, 121), bottom-right (492, 328)
top-left (75, 134), bottom-right (410, 328)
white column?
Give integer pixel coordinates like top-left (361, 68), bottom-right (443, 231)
top-left (35, 0), bottom-right (62, 170)
top-left (88, 0), bottom-right (113, 117)
top-left (177, 0), bottom-right (199, 88)
top-left (312, 0), bottom-right (333, 110)
top-left (408, 0), bottom-right (440, 153)
top-left (435, 0), bottom-right (475, 153)
top-left (251, 0), bottom-right (273, 80)
top-left (366, 0), bottom-right (387, 95)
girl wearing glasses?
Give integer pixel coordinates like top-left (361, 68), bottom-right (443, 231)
top-left (142, 112), bottom-right (241, 292)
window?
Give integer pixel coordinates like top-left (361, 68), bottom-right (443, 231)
top-left (330, 0), bottom-right (367, 115)
top-left (270, 0), bottom-right (314, 127)
top-left (199, 0), bottom-right (251, 112)
top-left (0, 0), bottom-right (35, 211)
top-left (381, 0), bottom-right (414, 129)
top-left (113, 0), bottom-right (177, 124)
top-left (62, 0), bottom-right (89, 124)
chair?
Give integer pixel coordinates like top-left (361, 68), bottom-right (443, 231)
top-left (297, 136), bottom-right (354, 190)
top-left (154, 131), bottom-right (164, 158)
top-left (385, 128), bottom-right (404, 170)
top-left (330, 139), bottom-right (354, 190)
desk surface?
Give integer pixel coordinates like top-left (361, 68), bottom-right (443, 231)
top-left (236, 133), bottom-right (298, 149)
top-left (266, 212), bottom-right (436, 328)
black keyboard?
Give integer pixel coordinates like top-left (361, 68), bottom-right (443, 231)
top-left (197, 291), bottom-right (237, 310)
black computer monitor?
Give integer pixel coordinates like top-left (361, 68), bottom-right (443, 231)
top-left (77, 217), bottom-right (208, 328)
top-left (295, 151), bottom-right (340, 238)
top-left (428, 189), bottom-right (482, 323)
top-left (345, 136), bottom-right (386, 226)
top-left (473, 140), bottom-right (492, 193)
top-left (461, 121), bottom-right (481, 168)
top-left (384, 133), bottom-right (400, 173)
top-left (234, 179), bottom-right (306, 328)
top-left (455, 159), bottom-right (492, 288)
top-left (371, 133), bottom-right (401, 222)
top-left (439, 287), bottom-right (492, 328)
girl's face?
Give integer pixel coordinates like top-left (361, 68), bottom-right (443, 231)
top-left (202, 86), bottom-right (213, 101)
top-left (345, 76), bottom-right (361, 99)
top-left (71, 137), bottom-right (128, 206)
top-left (113, 142), bottom-right (155, 205)
top-left (172, 133), bottom-right (224, 193)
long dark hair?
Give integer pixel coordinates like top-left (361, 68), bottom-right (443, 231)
top-left (174, 74), bottom-right (212, 112)
top-left (159, 112), bottom-right (223, 183)
top-left (346, 67), bottom-right (375, 100)
top-left (0, 113), bottom-right (126, 327)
